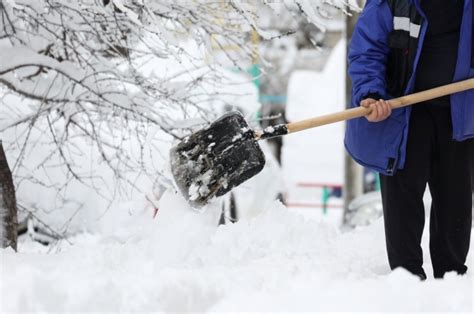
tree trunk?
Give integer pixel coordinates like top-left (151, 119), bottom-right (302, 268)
top-left (0, 141), bottom-right (17, 251)
top-left (343, 3), bottom-right (364, 226)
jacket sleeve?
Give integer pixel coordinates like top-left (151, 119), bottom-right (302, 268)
top-left (348, 0), bottom-right (393, 107)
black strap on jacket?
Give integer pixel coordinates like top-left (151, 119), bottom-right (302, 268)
top-left (385, 0), bottom-right (424, 96)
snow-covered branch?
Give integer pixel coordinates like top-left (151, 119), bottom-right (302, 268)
top-left (0, 0), bottom-right (354, 221)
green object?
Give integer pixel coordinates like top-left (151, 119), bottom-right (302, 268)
top-left (247, 64), bottom-right (262, 120)
top-left (322, 186), bottom-right (330, 215)
top-left (375, 172), bottom-right (381, 191)
top-left (247, 64), bottom-right (261, 89)
top-left (259, 94), bottom-right (287, 104)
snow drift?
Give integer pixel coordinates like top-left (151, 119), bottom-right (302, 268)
top-left (1, 190), bottom-right (472, 312)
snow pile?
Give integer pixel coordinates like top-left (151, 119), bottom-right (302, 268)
top-left (1, 191), bottom-right (472, 312)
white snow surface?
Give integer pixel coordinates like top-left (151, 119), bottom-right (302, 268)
top-left (1, 190), bottom-right (472, 312)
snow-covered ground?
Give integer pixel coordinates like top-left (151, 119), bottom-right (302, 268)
top-left (1, 191), bottom-right (472, 312)
top-left (1, 39), bottom-right (473, 313)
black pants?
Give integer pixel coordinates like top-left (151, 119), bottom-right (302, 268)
top-left (380, 104), bottom-right (472, 278)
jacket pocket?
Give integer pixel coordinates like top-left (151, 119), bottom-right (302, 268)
top-left (386, 30), bottom-right (410, 97)
top-left (345, 113), bottom-right (406, 175)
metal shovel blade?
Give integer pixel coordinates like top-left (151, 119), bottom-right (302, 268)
top-left (170, 111), bottom-right (266, 208)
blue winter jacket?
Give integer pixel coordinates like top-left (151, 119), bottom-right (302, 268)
top-left (345, 0), bottom-right (474, 175)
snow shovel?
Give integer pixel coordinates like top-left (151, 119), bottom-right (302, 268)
top-left (170, 79), bottom-right (474, 208)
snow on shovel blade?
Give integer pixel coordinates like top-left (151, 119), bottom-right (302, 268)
top-left (170, 111), bottom-right (266, 208)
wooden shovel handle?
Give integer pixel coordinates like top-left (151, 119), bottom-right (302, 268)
top-left (287, 78), bottom-right (474, 134)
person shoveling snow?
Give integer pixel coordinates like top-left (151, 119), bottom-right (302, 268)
top-left (345, 0), bottom-right (473, 280)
